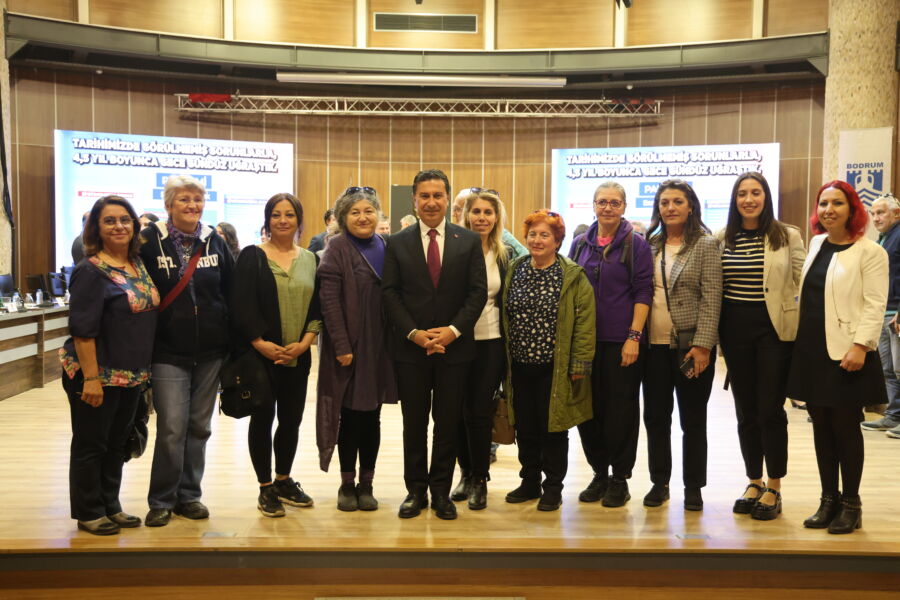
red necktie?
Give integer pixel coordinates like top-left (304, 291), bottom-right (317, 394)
top-left (427, 228), bottom-right (441, 288)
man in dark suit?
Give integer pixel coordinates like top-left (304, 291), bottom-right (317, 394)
top-left (382, 169), bottom-right (487, 520)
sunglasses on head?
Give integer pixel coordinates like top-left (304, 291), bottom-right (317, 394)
top-left (344, 186), bottom-right (376, 196)
top-left (470, 187), bottom-right (500, 197)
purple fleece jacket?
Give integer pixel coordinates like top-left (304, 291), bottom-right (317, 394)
top-left (568, 219), bottom-right (654, 343)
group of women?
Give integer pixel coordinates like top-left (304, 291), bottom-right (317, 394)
top-left (62, 171), bottom-right (885, 537)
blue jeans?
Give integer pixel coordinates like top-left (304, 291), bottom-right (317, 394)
top-left (878, 314), bottom-right (900, 419)
top-left (147, 358), bottom-right (223, 509)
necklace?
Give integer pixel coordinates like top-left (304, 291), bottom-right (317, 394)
top-left (99, 251), bottom-right (131, 270)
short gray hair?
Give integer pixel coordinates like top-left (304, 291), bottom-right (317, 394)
top-left (163, 175), bottom-right (206, 209)
top-left (333, 188), bottom-right (382, 233)
top-left (873, 193), bottom-right (900, 210)
top-left (594, 180), bottom-right (626, 203)
top-left (400, 214), bottom-right (417, 227)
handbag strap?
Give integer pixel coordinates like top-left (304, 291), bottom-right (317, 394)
top-left (158, 248), bottom-right (203, 312)
top-left (660, 244), bottom-right (673, 314)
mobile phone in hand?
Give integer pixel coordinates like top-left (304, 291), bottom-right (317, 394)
top-left (679, 356), bottom-right (695, 376)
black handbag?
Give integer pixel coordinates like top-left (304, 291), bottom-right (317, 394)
top-left (219, 350), bottom-right (273, 418)
top-left (122, 382), bottom-right (152, 462)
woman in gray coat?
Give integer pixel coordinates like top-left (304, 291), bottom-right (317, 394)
top-left (317, 187), bottom-right (397, 512)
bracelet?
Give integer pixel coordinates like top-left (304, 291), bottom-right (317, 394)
top-left (407, 329), bottom-right (419, 341)
top-left (627, 329), bottom-right (642, 342)
top-left (83, 375), bottom-right (101, 382)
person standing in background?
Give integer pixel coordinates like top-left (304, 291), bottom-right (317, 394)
top-left (308, 209), bottom-right (336, 254)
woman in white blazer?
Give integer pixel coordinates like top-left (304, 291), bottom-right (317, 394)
top-left (787, 180), bottom-right (888, 535)
top-left (718, 172), bottom-right (806, 521)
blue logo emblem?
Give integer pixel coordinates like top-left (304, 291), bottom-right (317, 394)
top-left (846, 167), bottom-right (884, 206)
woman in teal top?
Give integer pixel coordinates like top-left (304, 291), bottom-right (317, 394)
top-left (231, 193), bottom-right (322, 518)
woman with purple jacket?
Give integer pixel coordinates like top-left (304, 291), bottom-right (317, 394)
top-left (569, 181), bottom-right (653, 507)
top-left (317, 186), bottom-right (398, 512)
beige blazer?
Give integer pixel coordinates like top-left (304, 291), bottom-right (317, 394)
top-left (800, 234), bottom-right (888, 360)
top-left (717, 226), bottom-right (805, 341)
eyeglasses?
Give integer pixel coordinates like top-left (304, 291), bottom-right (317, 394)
top-left (100, 216), bottom-right (135, 227)
top-left (545, 210), bottom-right (560, 217)
top-left (469, 187), bottom-right (500, 197)
top-left (344, 186), bottom-right (376, 196)
top-left (593, 199), bottom-right (624, 209)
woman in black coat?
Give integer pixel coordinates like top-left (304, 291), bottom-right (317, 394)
top-left (231, 193), bottom-right (322, 518)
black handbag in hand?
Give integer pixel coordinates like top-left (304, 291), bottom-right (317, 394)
top-left (219, 350), bottom-right (274, 418)
top-left (122, 382), bottom-right (152, 462)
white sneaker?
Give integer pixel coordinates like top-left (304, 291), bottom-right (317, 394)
top-left (861, 416), bottom-right (900, 431)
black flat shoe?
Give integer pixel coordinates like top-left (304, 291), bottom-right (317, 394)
top-left (77, 517), bottom-right (120, 536)
top-left (733, 482), bottom-right (765, 514)
top-left (537, 490), bottom-right (562, 511)
top-left (684, 487), bottom-right (703, 512)
top-left (643, 484), bottom-right (669, 507)
top-left (145, 508), bottom-right (173, 527)
top-left (398, 492), bottom-right (427, 518)
top-left (451, 471), bottom-right (471, 502)
top-left (174, 501), bottom-right (209, 520)
top-left (107, 512), bottom-right (142, 528)
top-left (803, 493), bottom-right (842, 529)
top-left (431, 495), bottom-right (458, 520)
top-left (505, 482), bottom-right (541, 504)
top-left (750, 488), bottom-right (782, 521)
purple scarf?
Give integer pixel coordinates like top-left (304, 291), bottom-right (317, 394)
top-left (166, 221), bottom-right (201, 277)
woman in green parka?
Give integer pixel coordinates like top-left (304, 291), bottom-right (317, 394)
top-left (501, 209), bottom-right (596, 511)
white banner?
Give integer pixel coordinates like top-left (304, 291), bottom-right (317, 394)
top-left (838, 126), bottom-right (894, 207)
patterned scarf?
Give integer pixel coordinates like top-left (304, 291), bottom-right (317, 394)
top-left (166, 220), bottom-right (201, 277)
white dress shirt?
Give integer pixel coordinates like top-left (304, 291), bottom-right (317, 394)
top-left (409, 218), bottom-right (461, 340)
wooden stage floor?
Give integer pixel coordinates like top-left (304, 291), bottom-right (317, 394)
top-left (1, 352), bottom-right (899, 593)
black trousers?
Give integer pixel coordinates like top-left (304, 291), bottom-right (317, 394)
top-left (719, 301), bottom-right (790, 480)
top-left (396, 359), bottom-right (469, 497)
top-left (807, 403), bottom-right (865, 497)
top-left (642, 344), bottom-right (716, 489)
top-left (457, 339), bottom-right (505, 478)
top-left (511, 362), bottom-right (568, 494)
top-left (65, 373), bottom-right (140, 521)
top-left (248, 352), bottom-right (311, 484)
top-left (337, 405), bottom-right (382, 474)
top-left (577, 341), bottom-right (643, 480)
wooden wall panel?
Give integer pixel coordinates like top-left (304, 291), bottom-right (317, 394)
top-left (16, 147), bottom-right (54, 276)
top-left (452, 119), bottom-right (483, 165)
top-left (8, 0), bottom-right (74, 20)
top-left (422, 118), bottom-right (453, 167)
top-left (329, 116), bottom-right (360, 163)
top-left (89, 0), bottom-right (223, 38)
top-left (129, 79), bottom-right (164, 136)
top-left (360, 117), bottom-right (391, 163)
top-left (10, 66), bottom-right (825, 275)
top-left (55, 71), bottom-right (93, 132)
top-left (706, 93), bottom-right (741, 145)
top-left (775, 84), bottom-right (812, 160)
top-left (765, 0), bottom-right (828, 37)
top-left (740, 87), bottom-right (776, 144)
top-left (496, 0), bottom-right (615, 50)
top-left (93, 75), bottom-right (130, 133)
top-left (628, 0), bottom-right (753, 46)
top-left (641, 93), bottom-right (675, 147)
top-left (673, 91), bottom-right (707, 146)
top-left (577, 119), bottom-right (609, 149)
top-left (369, 0), bottom-right (483, 50)
top-left (15, 70), bottom-right (55, 146)
top-left (234, 0), bottom-right (355, 46)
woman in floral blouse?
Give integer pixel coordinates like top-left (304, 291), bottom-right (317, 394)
top-left (61, 195), bottom-right (159, 535)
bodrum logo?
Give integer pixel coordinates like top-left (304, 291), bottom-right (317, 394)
top-left (846, 163), bottom-right (885, 207)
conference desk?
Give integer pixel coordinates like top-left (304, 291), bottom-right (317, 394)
top-left (0, 306), bottom-right (69, 400)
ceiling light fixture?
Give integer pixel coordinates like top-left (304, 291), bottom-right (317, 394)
top-left (276, 72), bottom-right (567, 88)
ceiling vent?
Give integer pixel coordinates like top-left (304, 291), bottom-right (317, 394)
top-left (374, 13), bottom-right (478, 33)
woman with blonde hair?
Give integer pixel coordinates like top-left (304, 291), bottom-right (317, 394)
top-left (450, 191), bottom-right (509, 510)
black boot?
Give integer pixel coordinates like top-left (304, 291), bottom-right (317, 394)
top-left (803, 492), bottom-right (842, 529)
top-left (468, 477), bottom-right (488, 510)
top-left (451, 470), bottom-right (471, 502)
top-left (827, 495), bottom-right (862, 534)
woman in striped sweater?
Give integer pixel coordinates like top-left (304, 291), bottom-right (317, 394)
top-left (717, 172), bottom-right (805, 521)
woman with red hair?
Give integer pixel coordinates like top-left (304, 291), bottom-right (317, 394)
top-left (500, 209), bottom-right (596, 511)
top-left (788, 180), bottom-right (888, 534)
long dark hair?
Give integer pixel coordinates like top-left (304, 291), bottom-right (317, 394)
top-left (723, 172), bottom-right (788, 251)
top-left (82, 195), bottom-right (142, 258)
top-left (646, 179), bottom-right (710, 252)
